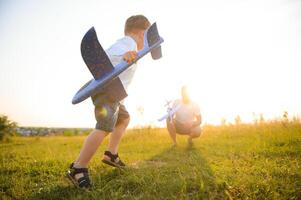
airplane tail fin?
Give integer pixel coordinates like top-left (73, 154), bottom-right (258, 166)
top-left (81, 27), bottom-right (114, 80)
top-left (146, 23), bottom-right (162, 60)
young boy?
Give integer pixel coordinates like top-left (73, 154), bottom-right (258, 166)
top-left (166, 86), bottom-right (202, 146)
top-left (67, 15), bottom-right (151, 188)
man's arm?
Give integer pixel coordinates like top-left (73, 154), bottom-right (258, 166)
top-left (193, 114), bottom-right (202, 127)
top-left (193, 102), bottom-right (202, 127)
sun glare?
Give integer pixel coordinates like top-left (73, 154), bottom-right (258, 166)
top-left (0, 0), bottom-right (300, 127)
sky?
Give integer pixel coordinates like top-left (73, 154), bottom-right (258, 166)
top-left (0, 0), bottom-right (301, 128)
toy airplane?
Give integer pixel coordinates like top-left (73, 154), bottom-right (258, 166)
top-left (72, 23), bottom-right (164, 104)
top-left (157, 101), bottom-right (181, 122)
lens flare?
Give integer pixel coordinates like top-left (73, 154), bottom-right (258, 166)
top-left (98, 106), bottom-right (108, 118)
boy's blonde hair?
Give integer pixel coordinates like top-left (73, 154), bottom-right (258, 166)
top-left (124, 15), bottom-right (150, 35)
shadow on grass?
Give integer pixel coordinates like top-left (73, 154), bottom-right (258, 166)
top-left (134, 145), bottom-right (227, 199)
top-left (97, 145), bottom-right (227, 199)
top-left (30, 146), bottom-right (226, 200)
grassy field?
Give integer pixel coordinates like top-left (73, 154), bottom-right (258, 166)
top-left (1, 122), bottom-right (301, 199)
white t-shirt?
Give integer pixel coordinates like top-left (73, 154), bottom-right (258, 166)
top-left (106, 36), bottom-right (137, 92)
top-left (172, 99), bottom-right (201, 124)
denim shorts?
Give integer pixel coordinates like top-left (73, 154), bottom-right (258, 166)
top-left (92, 93), bottom-right (129, 132)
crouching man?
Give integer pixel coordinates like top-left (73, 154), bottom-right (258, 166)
top-left (166, 86), bottom-right (202, 146)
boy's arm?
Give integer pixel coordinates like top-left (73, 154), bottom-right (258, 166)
top-left (106, 38), bottom-right (137, 64)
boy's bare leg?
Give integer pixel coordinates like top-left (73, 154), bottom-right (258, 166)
top-left (74, 129), bottom-right (109, 168)
top-left (166, 119), bottom-right (177, 145)
top-left (188, 126), bottom-right (202, 144)
top-left (105, 117), bottom-right (130, 155)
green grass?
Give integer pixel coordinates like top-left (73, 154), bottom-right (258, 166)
top-left (1, 123), bottom-right (301, 199)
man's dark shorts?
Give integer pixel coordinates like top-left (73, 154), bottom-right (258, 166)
top-left (92, 92), bottom-right (130, 132)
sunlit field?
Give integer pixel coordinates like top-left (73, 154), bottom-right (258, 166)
top-left (1, 121), bottom-right (301, 199)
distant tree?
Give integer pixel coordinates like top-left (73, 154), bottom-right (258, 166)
top-left (252, 112), bottom-right (258, 124)
top-left (235, 115), bottom-right (242, 125)
top-left (0, 115), bottom-right (17, 141)
top-left (292, 116), bottom-right (301, 125)
top-left (282, 111), bottom-right (289, 126)
top-left (259, 113), bottom-right (265, 124)
top-left (73, 129), bottom-right (79, 136)
top-left (283, 111), bottom-right (288, 121)
top-left (221, 118), bottom-right (227, 126)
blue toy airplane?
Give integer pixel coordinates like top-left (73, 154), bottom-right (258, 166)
top-left (72, 23), bottom-right (164, 104)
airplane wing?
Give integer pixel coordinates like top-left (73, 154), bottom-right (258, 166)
top-left (80, 27), bottom-right (114, 80)
top-left (80, 27), bottom-right (127, 101)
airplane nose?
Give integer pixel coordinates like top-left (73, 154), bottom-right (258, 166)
top-left (72, 97), bottom-right (78, 104)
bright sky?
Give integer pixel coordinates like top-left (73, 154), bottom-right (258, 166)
top-left (0, 0), bottom-right (301, 128)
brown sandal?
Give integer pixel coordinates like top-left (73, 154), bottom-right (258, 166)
top-left (66, 163), bottom-right (91, 188)
top-left (102, 151), bottom-right (126, 168)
